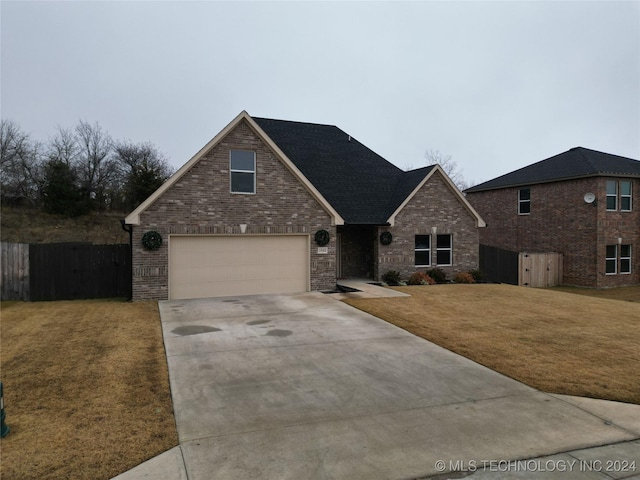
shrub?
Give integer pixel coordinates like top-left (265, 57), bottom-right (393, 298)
top-left (454, 272), bottom-right (476, 284)
top-left (426, 268), bottom-right (447, 284)
top-left (381, 270), bottom-right (401, 286)
top-left (408, 272), bottom-right (436, 285)
top-left (469, 269), bottom-right (485, 283)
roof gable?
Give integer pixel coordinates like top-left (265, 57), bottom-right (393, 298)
top-left (466, 147), bottom-right (640, 193)
top-left (125, 111), bottom-right (344, 225)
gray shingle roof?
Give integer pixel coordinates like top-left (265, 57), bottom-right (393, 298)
top-left (465, 147), bottom-right (640, 193)
top-left (253, 117), bottom-right (434, 224)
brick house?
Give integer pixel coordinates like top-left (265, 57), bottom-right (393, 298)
top-left (125, 111), bottom-right (485, 300)
top-left (465, 147), bottom-right (640, 288)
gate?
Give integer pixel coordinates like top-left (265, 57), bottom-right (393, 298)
top-left (519, 252), bottom-right (563, 288)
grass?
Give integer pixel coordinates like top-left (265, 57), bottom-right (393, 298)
top-left (0, 206), bottom-right (129, 244)
top-left (343, 284), bottom-right (640, 405)
top-left (0, 299), bottom-right (177, 480)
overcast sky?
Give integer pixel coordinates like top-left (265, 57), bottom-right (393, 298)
top-left (2, 1), bottom-right (639, 186)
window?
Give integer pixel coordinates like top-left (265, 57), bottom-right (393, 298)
top-left (607, 180), bottom-right (634, 212)
top-left (620, 181), bottom-right (632, 211)
top-left (230, 150), bottom-right (256, 194)
top-left (415, 235), bottom-right (430, 267)
top-left (620, 245), bottom-right (632, 274)
top-left (606, 244), bottom-right (632, 275)
top-left (518, 188), bottom-right (530, 215)
top-left (606, 181), bottom-right (618, 210)
top-left (436, 234), bottom-right (452, 265)
top-left (606, 245), bottom-right (617, 274)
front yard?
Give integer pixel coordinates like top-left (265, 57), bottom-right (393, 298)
top-left (344, 284), bottom-right (640, 405)
top-left (0, 299), bottom-right (177, 480)
top-left (1, 284), bottom-right (638, 479)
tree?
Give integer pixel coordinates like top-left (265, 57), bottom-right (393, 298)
top-left (113, 141), bottom-right (173, 211)
top-left (41, 159), bottom-right (89, 216)
top-left (0, 120), bottom-right (42, 205)
top-left (74, 120), bottom-right (117, 209)
top-left (424, 149), bottom-right (468, 191)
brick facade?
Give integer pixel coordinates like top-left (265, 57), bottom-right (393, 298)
top-left (466, 177), bottom-right (639, 287)
top-left (131, 119), bottom-right (336, 300)
top-left (375, 171), bottom-right (480, 281)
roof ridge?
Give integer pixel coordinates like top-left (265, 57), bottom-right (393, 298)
top-left (571, 146), bottom-right (599, 174)
top-left (252, 116), bottom-right (338, 129)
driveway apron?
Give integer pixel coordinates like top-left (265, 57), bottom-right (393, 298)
top-left (158, 292), bottom-right (637, 479)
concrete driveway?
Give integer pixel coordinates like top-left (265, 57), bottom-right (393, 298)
top-left (117, 291), bottom-right (639, 479)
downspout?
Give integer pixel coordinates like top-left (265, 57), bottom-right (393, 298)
top-left (120, 219), bottom-right (133, 301)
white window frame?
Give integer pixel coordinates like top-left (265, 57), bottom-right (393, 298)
top-left (606, 180), bottom-right (618, 211)
top-left (230, 150), bottom-right (256, 194)
top-left (518, 188), bottom-right (531, 215)
top-left (415, 235), bottom-right (431, 267)
top-left (436, 234), bottom-right (453, 266)
top-left (605, 245), bottom-right (617, 275)
top-left (620, 181), bottom-right (632, 212)
top-left (620, 244), bottom-right (632, 274)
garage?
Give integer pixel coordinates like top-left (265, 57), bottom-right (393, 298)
top-left (169, 235), bottom-right (310, 300)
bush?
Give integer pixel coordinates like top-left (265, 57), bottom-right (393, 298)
top-left (426, 268), bottom-right (447, 284)
top-left (454, 272), bottom-right (476, 284)
top-left (381, 270), bottom-right (401, 286)
top-left (407, 272), bottom-right (436, 285)
top-left (469, 269), bottom-right (485, 283)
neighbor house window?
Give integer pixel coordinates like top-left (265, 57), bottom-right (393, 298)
top-left (230, 150), bottom-right (256, 194)
top-left (606, 181), bottom-right (618, 210)
top-left (605, 245), bottom-right (617, 274)
top-left (436, 234), bottom-right (452, 266)
top-left (620, 244), bottom-right (632, 274)
top-left (518, 188), bottom-right (530, 215)
top-left (415, 235), bottom-right (430, 267)
top-left (620, 181), bottom-right (632, 211)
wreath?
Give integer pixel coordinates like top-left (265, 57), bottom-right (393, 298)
top-left (142, 231), bottom-right (163, 251)
top-left (314, 229), bottom-right (330, 246)
top-left (380, 231), bottom-right (393, 245)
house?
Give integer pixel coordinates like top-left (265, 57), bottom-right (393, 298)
top-left (465, 147), bottom-right (640, 288)
top-left (125, 111), bottom-right (485, 300)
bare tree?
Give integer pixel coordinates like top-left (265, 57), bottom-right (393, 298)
top-left (113, 140), bottom-right (173, 210)
top-left (48, 126), bottom-right (78, 166)
top-left (0, 120), bottom-right (43, 205)
top-left (74, 120), bottom-right (117, 207)
top-left (424, 149), bottom-right (468, 191)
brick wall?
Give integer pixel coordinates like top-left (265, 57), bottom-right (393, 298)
top-left (466, 177), bottom-right (639, 287)
top-left (376, 171), bottom-right (480, 282)
top-left (132, 119), bottom-right (336, 300)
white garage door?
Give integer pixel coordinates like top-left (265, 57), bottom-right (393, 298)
top-left (169, 235), bottom-right (309, 300)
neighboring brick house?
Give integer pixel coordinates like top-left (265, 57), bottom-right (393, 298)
top-left (125, 111), bottom-right (485, 300)
top-left (465, 147), bottom-right (640, 288)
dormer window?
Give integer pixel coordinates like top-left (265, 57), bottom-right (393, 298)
top-left (230, 150), bottom-right (256, 194)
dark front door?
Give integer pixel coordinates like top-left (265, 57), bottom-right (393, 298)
top-left (337, 225), bottom-right (375, 279)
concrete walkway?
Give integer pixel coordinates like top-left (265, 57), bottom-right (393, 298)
top-left (113, 291), bottom-right (640, 480)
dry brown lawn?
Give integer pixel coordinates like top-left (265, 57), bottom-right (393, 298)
top-left (343, 284), bottom-right (640, 405)
top-left (0, 299), bottom-right (177, 480)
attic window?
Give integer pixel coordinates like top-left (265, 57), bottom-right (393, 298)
top-left (230, 150), bottom-right (256, 194)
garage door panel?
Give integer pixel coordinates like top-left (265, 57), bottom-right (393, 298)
top-left (169, 236), bottom-right (309, 300)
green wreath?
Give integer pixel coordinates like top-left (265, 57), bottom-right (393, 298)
top-left (142, 231), bottom-right (163, 251)
top-left (380, 231), bottom-right (393, 245)
top-left (314, 229), bottom-right (330, 246)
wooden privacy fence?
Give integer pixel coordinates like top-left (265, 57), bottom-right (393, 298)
top-left (1, 242), bottom-right (29, 300)
top-left (519, 252), bottom-right (563, 288)
top-left (1, 242), bottom-right (130, 301)
top-left (479, 244), bottom-right (563, 288)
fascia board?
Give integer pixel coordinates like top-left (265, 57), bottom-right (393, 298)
top-left (387, 165), bottom-right (486, 228)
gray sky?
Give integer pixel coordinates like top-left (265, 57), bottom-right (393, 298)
top-left (2, 1), bottom-right (639, 186)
